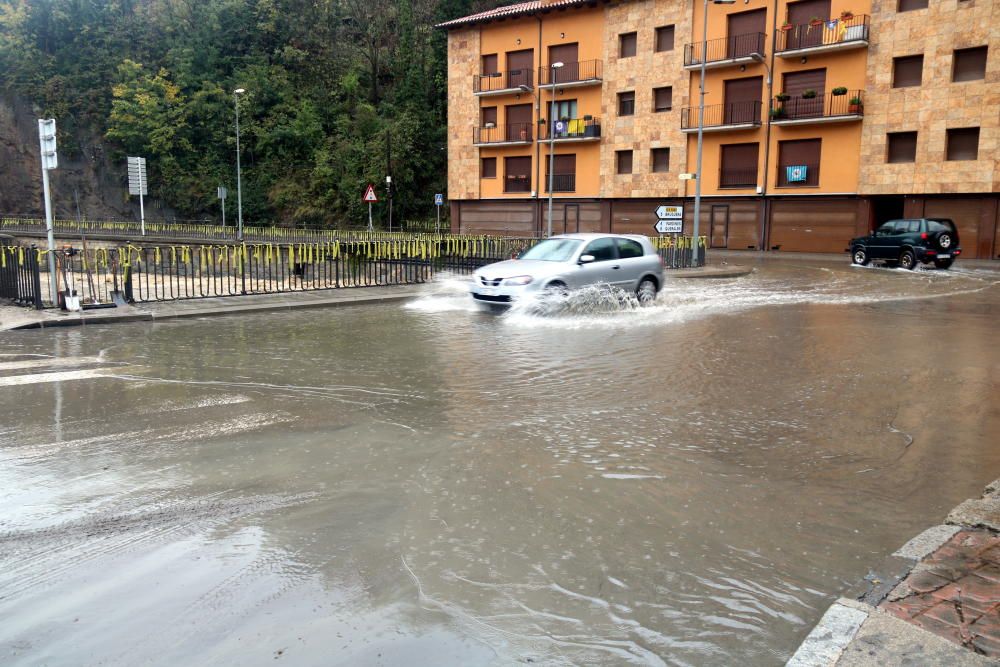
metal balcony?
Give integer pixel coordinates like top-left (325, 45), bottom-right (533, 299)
top-left (776, 15), bottom-right (869, 57)
top-left (769, 90), bottom-right (864, 125)
top-left (473, 69), bottom-right (533, 96)
top-left (681, 101), bottom-right (762, 132)
top-left (537, 60), bottom-right (603, 89)
top-left (538, 117), bottom-right (602, 142)
top-left (683, 33), bottom-right (767, 70)
top-left (543, 173), bottom-right (576, 193)
top-left (473, 123), bottom-right (534, 146)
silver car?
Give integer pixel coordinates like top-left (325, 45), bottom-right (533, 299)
top-left (469, 233), bottom-right (664, 306)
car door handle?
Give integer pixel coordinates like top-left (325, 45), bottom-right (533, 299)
top-left (612, 265), bottom-right (621, 269)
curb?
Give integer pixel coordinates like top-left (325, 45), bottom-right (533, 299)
top-left (669, 266), bottom-right (754, 279)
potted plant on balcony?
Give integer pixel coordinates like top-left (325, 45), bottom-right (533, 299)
top-left (840, 9), bottom-right (854, 21)
top-left (770, 107), bottom-right (787, 120)
top-left (809, 16), bottom-right (824, 27)
top-left (831, 87), bottom-right (848, 96)
top-left (780, 20), bottom-right (793, 31)
top-left (775, 92), bottom-right (791, 102)
top-left (848, 96), bottom-right (863, 113)
top-left (801, 89), bottom-right (817, 99)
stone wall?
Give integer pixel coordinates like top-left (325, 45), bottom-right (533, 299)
top-left (447, 28), bottom-right (482, 202)
top-left (859, 0), bottom-right (1000, 194)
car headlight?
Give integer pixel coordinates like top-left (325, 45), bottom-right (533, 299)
top-left (502, 275), bottom-right (533, 286)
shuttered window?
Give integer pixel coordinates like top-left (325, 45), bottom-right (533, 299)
top-left (897, 0), bottom-right (928, 11)
top-left (618, 91), bottom-right (635, 116)
top-left (892, 55), bottom-right (923, 88)
top-left (887, 132), bottom-right (917, 163)
top-left (655, 26), bottom-right (674, 52)
top-left (782, 69), bottom-right (826, 98)
top-left (654, 87), bottom-right (673, 112)
top-left (946, 127), bottom-right (979, 161)
top-left (481, 54), bottom-right (498, 75)
top-left (953, 46), bottom-right (988, 82)
top-left (777, 139), bottom-right (821, 186)
top-left (651, 148), bottom-right (670, 173)
top-left (504, 156), bottom-right (531, 192)
top-left (481, 107), bottom-right (497, 127)
top-left (720, 143), bottom-right (759, 188)
top-left (616, 150), bottom-right (633, 174)
top-left (619, 32), bottom-right (637, 58)
top-left (545, 154), bottom-right (576, 192)
top-left (481, 157), bottom-right (497, 178)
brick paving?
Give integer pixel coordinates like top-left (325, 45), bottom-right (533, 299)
top-left (882, 529), bottom-right (1000, 658)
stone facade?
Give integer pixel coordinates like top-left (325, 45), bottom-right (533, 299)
top-left (447, 28), bottom-right (482, 202)
top-left (601, 0), bottom-right (692, 199)
top-left (859, 0), bottom-right (1000, 195)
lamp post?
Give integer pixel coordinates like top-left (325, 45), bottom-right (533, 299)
top-left (546, 61), bottom-right (564, 238)
top-left (751, 51), bottom-right (773, 251)
top-left (692, 0), bottom-right (735, 265)
top-left (233, 88), bottom-right (245, 241)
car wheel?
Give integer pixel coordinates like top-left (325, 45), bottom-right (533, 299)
top-left (937, 233), bottom-right (953, 250)
top-left (544, 281), bottom-right (568, 296)
top-left (636, 278), bottom-right (657, 306)
top-left (851, 246), bottom-right (870, 266)
top-left (899, 249), bottom-right (916, 270)
top-left (933, 258), bottom-right (954, 270)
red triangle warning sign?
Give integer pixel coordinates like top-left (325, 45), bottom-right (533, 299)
top-left (363, 184), bottom-right (378, 202)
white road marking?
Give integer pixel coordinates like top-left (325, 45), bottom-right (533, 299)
top-left (0, 369), bottom-right (113, 386)
top-left (0, 357), bottom-right (105, 372)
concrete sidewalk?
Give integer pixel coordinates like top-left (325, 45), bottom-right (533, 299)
top-left (788, 480), bottom-right (1000, 666)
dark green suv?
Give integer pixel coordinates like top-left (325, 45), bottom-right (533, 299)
top-left (849, 218), bottom-right (961, 270)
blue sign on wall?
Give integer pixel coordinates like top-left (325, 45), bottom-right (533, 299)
top-left (786, 165), bottom-right (808, 182)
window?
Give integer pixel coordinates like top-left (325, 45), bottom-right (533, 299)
top-left (617, 238), bottom-right (644, 258)
top-left (545, 154), bottom-right (576, 192)
top-left (504, 156), bottom-right (531, 192)
top-left (616, 150), bottom-right (633, 174)
top-left (552, 99), bottom-right (578, 121)
top-left (777, 138), bottom-right (821, 186)
top-left (953, 46), bottom-right (988, 82)
top-left (619, 32), bottom-right (637, 58)
top-left (897, 0), bottom-right (928, 11)
top-left (481, 54), bottom-right (498, 75)
top-left (653, 86), bottom-right (673, 112)
top-left (655, 26), bottom-right (675, 52)
top-left (892, 55), bottom-right (923, 88)
top-left (618, 91), bottom-right (635, 116)
top-left (583, 237), bottom-right (618, 261)
top-left (887, 132), bottom-right (917, 163)
top-left (651, 148), bottom-right (670, 173)
top-left (481, 106), bottom-right (497, 127)
top-left (719, 143), bottom-right (759, 188)
top-left (481, 157), bottom-right (497, 178)
top-left (946, 127), bottom-right (979, 161)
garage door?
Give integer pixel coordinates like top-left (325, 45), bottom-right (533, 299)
top-left (460, 201), bottom-right (536, 236)
top-left (769, 199), bottom-right (859, 253)
top-left (922, 199), bottom-right (984, 259)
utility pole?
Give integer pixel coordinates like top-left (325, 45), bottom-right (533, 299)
top-left (546, 62), bottom-right (564, 238)
top-left (38, 119), bottom-right (58, 304)
top-left (234, 88), bottom-right (246, 241)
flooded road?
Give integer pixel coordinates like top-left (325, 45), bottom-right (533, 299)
top-left (1, 260), bottom-right (998, 665)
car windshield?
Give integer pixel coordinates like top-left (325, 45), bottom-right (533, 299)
top-left (926, 219), bottom-right (956, 233)
top-left (518, 238), bottom-right (583, 262)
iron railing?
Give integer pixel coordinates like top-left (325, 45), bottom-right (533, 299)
top-left (777, 15), bottom-right (869, 52)
top-left (474, 123), bottom-right (534, 145)
top-left (0, 245), bottom-right (43, 308)
top-left (543, 174), bottom-right (576, 192)
top-left (719, 167), bottom-right (759, 188)
top-left (684, 33), bottom-right (767, 66)
top-left (473, 69), bottom-right (533, 93)
top-left (538, 60), bottom-right (603, 86)
top-left (770, 90), bottom-right (864, 120)
top-left (681, 101), bottom-right (762, 129)
top-left (776, 162), bottom-right (820, 187)
top-left (538, 117), bottom-right (601, 140)
top-left (504, 175), bottom-right (532, 193)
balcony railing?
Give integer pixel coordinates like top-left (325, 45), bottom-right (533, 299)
top-left (473, 69), bottom-right (533, 94)
top-left (681, 101), bottom-right (762, 131)
top-left (719, 167), bottom-right (758, 188)
top-left (770, 90), bottom-right (864, 123)
top-left (684, 33), bottom-right (767, 68)
top-left (538, 117), bottom-right (602, 140)
top-left (776, 15), bottom-right (869, 54)
top-left (538, 60), bottom-right (603, 87)
top-left (504, 175), bottom-right (531, 193)
top-left (473, 123), bottom-right (534, 145)
top-left (776, 162), bottom-right (820, 187)
top-left (543, 173), bottom-right (576, 192)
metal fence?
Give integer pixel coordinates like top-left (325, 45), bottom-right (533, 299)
top-left (3, 235), bottom-right (706, 309)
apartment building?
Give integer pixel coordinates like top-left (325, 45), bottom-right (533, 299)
top-left (439, 0), bottom-right (998, 258)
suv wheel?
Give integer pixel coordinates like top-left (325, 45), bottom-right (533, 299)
top-left (937, 233), bottom-right (953, 250)
top-left (899, 249), bottom-right (916, 270)
top-left (933, 258), bottom-right (954, 270)
top-left (636, 278), bottom-right (657, 306)
top-left (851, 246), bottom-right (870, 266)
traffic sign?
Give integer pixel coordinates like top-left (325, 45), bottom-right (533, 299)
top-left (363, 184), bottom-right (378, 202)
top-left (655, 219), bottom-right (683, 234)
top-left (38, 119), bottom-right (58, 170)
top-left (127, 156), bottom-right (148, 196)
top-left (678, 173), bottom-right (696, 180)
top-left (434, 193), bottom-right (444, 206)
top-left (655, 204), bottom-right (683, 220)
top-left (217, 186), bottom-right (227, 200)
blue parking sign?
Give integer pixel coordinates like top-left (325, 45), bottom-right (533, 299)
top-left (434, 193), bottom-right (444, 206)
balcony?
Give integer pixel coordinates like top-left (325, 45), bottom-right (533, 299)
top-left (719, 167), bottom-right (758, 189)
top-left (538, 117), bottom-right (602, 142)
top-left (473, 123), bottom-right (534, 146)
top-left (538, 60), bottom-right (603, 89)
top-left (684, 33), bottom-right (767, 70)
top-left (504, 175), bottom-right (531, 193)
top-left (776, 15), bottom-right (869, 57)
top-left (473, 69), bottom-right (533, 96)
top-left (681, 101), bottom-right (762, 132)
top-left (543, 173), bottom-right (576, 193)
top-left (776, 162), bottom-right (820, 187)
top-left (770, 90), bottom-right (864, 125)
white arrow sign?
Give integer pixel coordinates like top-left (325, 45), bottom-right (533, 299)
top-left (655, 204), bottom-right (683, 220)
top-left (654, 219), bottom-right (682, 234)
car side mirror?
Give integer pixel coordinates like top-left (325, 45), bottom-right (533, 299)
top-left (578, 254), bottom-right (596, 264)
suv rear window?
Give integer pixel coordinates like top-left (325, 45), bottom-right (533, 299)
top-left (926, 219), bottom-right (956, 233)
top-left (617, 239), bottom-right (644, 258)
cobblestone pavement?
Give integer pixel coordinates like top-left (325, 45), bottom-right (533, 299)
top-left (882, 529), bottom-right (1000, 657)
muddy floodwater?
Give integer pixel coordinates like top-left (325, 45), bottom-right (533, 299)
top-left (1, 260), bottom-right (999, 666)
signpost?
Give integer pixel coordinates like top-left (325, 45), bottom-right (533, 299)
top-left (434, 193), bottom-right (444, 233)
top-left (38, 119), bottom-right (58, 304)
top-left (654, 204), bottom-right (684, 234)
top-left (363, 183), bottom-right (378, 232)
top-left (217, 186), bottom-right (228, 227)
top-left (127, 156), bottom-right (148, 235)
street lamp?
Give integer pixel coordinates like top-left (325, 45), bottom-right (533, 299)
top-left (750, 51), bottom-right (773, 250)
top-left (233, 88), bottom-right (245, 241)
top-left (692, 0), bottom-right (735, 265)
top-left (546, 61), bottom-right (564, 238)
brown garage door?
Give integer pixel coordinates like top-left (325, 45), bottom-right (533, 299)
top-left (922, 199), bottom-right (985, 259)
top-left (460, 201), bottom-right (536, 236)
top-left (769, 199), bottom-right (859, 253)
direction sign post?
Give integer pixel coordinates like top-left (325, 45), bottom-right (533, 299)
top-left (653, 204), bottom-right (684, 235)
top-left (127, 156), bottom-right (148, 235)
top-left (38, 119), bottom-right (58, 304)
top-left (434, 193), bottom-right (444, 234)
top-left (363, 184), bottom-right (378, 232)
